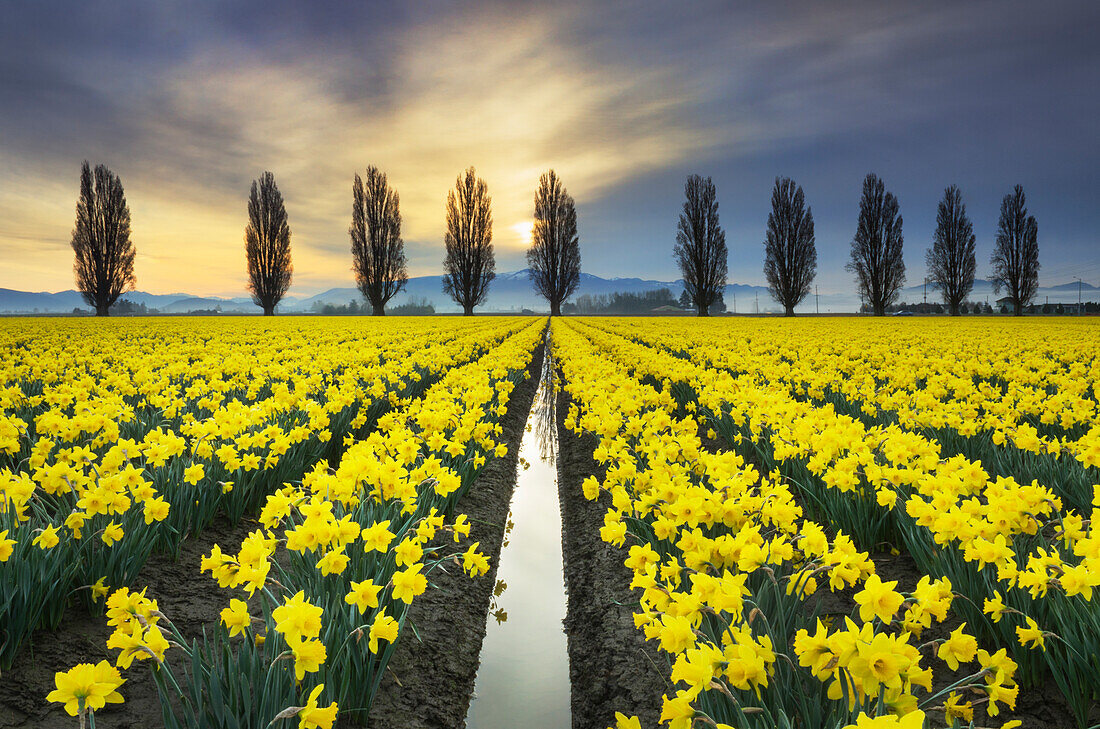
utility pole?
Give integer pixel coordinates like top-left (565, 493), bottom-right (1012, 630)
top-left (923, 277), bottom-right (928, 305)
top-left (733, 292), bottom-right (736, 314)
top-left (815, 285), bottom-right (819, 315)
top-left (755, 292), bottom-right (758, 314)
top-left (1076, 277), bottom-right (1083, 312)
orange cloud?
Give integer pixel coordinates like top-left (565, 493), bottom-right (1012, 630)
top-left (0, 6), bottom-right (715, 296)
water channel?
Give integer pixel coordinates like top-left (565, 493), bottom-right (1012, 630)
top-left (465, 341), bottom-right (570, 728)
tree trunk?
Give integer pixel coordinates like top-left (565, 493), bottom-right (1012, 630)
top-left (1014, 301), bottom-right (1023, 316)
top-left (950, 302), bottom-right (960, 316)
top-left (96, 304), bottom-right (109, 317)
top-left (373, 304), bottom-right (385, 316)
top-left (263, 306), bottom-right (275, 316)
top-left (873, 303), bottom-right (885, 316)
top-left (550, 302), bottom-right (561, 317)
top-left (784, 305), bottom-right (795, 317)
top-left (697, 306), bottom-right (709, 317)
top-left (463, 304), bottom-right (474, 316)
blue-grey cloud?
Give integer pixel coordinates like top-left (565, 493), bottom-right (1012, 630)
top-left (1, 0), bottom-right (1097, 296)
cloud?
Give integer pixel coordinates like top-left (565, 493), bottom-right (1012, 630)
top-left (0, 3), bottom-right (715, 295)
top-left (0, 1), bottom-right (1096, 296)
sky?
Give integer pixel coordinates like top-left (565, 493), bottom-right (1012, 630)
top-left (1, 0), bottom-right (1097, 298)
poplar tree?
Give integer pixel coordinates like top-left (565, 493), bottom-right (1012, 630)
top-left (442, 167), bottom-right (494, 315)
top-left (990, 185), bottom-right (1039, 316)
top-left (71, 161), bottom-right (136, 316)
top-left (244, 172), bottom-right (293, 316)
top-left (763, 177), bottom-right (816, 316)
top-left (351, 166), bottom-right (407, 315)
top-left (527, 170), bottom-right (580, 316)
top-left (674, 175), bottom-right (727, 316)
top-left (925, 185), bottom-right (976, 316)
top-left (847, 173), bottom-right (905, 316)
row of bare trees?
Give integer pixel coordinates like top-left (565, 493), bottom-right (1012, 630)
top-left (70, 163), bottom-right (582, 316)
top-left (69, 161), bottom-right (1039, 318)
top-left (434, 167), bottom-right (583, 316)
top-left (674, 172), bottom-right (1040, 316)
top-left (675, 174), bottom-right (820, 317)
top-left (847, 175), bottom-right (1040, 316)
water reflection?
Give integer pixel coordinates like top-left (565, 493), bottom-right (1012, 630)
top-left (466, 335), bottom-right (568, 729)
top-left (533, 338), bottom-right (558, 462)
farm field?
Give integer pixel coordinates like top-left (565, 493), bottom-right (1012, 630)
top-left (551, 317), bottom-right (1100, 729)
top-left (0, 316), bottom-right (542, 728)
top-left (1, 315), bottom-right (1098, 729)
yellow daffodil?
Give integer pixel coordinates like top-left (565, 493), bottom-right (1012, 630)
top-left (853, 574), bottom-right (904, 624)
top-left (46, 660), bottom-right (125, 717)
top-left (296, 684), bottom-right (338, 729)
top-left (220, 599), bottom-right (251, 637)
top-left (391, 563), bottom-right (428, 604)
top-left (273, 591), bottom-right (323, 645)
top-left (368, 609), bottom-right (399, 654)
top-left (344, 580), bottom-right (382, 614)
top-left (33, 524), bottom-right (60, 549)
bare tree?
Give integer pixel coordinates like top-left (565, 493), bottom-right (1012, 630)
top-left (764, 177), bottom-right (816, 316)
top-left (990, 185), bottom-right (1039, 316)
top-left (71, 161), bottom-right (135, 316)
top-left (674, 175), bottom-right (727, 316)
top-left (351, 166), bottom-right (407, 315)
top-left (847, 173), bottom-right (905, 316)
top-left (442, 167), bottom-right (494, 315)
top-left (245, 172), bottom-right (292, 316)
top-left (925, 185), bottom-right (976, 316)
top-left (527, 170), bottom-right (581, 316)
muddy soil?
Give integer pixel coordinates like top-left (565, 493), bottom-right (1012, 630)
top-left (555, 390), bottom-right (667, 729)
top-left (366, 341), bottom-right (544, 729)
top-left (0, 516), bottom-right (258, 728)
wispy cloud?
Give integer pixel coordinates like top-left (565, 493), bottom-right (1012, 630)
top-left (0, 3), bottom-right (715, 295)
top-left (0, 1), bottom-right (1096, 297)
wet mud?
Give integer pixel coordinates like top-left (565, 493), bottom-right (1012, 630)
top-left (367, 340), bottom-right (544, 729)
top-left (0, 517), bottom-right (257, 728)
top-left (555, 389), bottom-right (667, 729)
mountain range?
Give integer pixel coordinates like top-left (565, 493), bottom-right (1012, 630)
top-left (1, 273), bottom-right (1094, 315)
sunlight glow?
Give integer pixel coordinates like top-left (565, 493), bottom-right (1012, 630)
top-left (511, 220), bottom-right (536, 249)
top-left (0, 8), bottom-right (707, 296)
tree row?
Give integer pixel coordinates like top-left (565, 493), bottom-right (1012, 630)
top-left (68, 162), bottom-right (1039, 316)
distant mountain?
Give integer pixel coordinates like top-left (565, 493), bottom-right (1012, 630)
top-left (0, 288), bottom-right (87, 312)
top-left (2, 274), bottom-right (1094, 315)
top-left (0, 288), bottom-right (297, 314)
top-left (159, 297), bottom-right (253, 313)
top-left (1047, 281), bottom-right (1097, 291)
top-left (294, 288), bottom-right (362, 310)
top-left (121, 291), bottom-right (199, 309)
top-left (903, 278), bottom-right (995, 294)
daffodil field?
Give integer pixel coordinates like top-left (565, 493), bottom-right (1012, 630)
top-left (3, 314), bottom-right (1098, 729)
top-left (554, 317), bottom-right (1100, 729)
top-left (1, 316), bottom-right (540, 728)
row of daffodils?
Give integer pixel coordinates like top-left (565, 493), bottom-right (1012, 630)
top-left (550, 317), bottom-right (1099, 729)
top-left (1, 316), bottom-right (541, 727)
top-left (583, 317), bottom-right (1100, 727)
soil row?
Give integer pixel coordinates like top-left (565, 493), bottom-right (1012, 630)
top-left (366, 340), bottom-right (544, 728)
top-left (555, 387), bottom-right (668, 729)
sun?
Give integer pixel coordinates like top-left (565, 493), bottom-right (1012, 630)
top-left (511, 220), bottom-right (535, 248)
